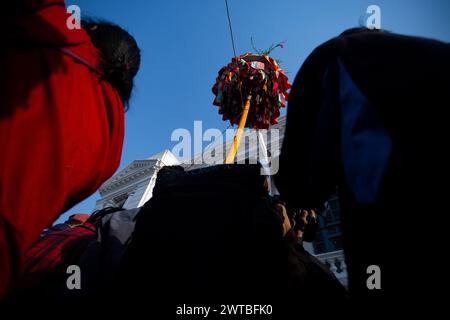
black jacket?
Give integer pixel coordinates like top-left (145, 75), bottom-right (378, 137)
top-left (276, 31), bottom-right (450, 307)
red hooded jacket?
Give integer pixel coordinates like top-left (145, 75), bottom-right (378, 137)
top-left (0, 0), bottom-right (125, 297)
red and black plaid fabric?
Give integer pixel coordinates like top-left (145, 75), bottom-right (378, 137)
top-left (19, 223), bottom-right (96, 290)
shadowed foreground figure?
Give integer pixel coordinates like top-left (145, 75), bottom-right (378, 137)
top-left (118, 165), bottom-right (347, 316)
top-left (276, 29), bottom-right (450, 308)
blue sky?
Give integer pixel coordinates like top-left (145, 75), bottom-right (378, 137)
top-left (57, 0), bottom-right (450, 223)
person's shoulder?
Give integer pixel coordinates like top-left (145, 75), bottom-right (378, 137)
top-left (302, 37), bottom-right (337, 68)
top-left (5, 0), bottom-right (90, 46)
top-left (334, 31), bottom-right (450, 56)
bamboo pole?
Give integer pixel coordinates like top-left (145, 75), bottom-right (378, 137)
top-left (224, 95), bottom-right (252, 164)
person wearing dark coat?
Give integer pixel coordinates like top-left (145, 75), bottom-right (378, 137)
top-left (276, 28), bottom-right (450, 308)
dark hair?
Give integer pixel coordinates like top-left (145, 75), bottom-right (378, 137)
top-left (82, 19), bottom-right (141, 109)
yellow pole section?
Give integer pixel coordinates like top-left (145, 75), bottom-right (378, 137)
top-left (224, 95), bottom-right (252, 164)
